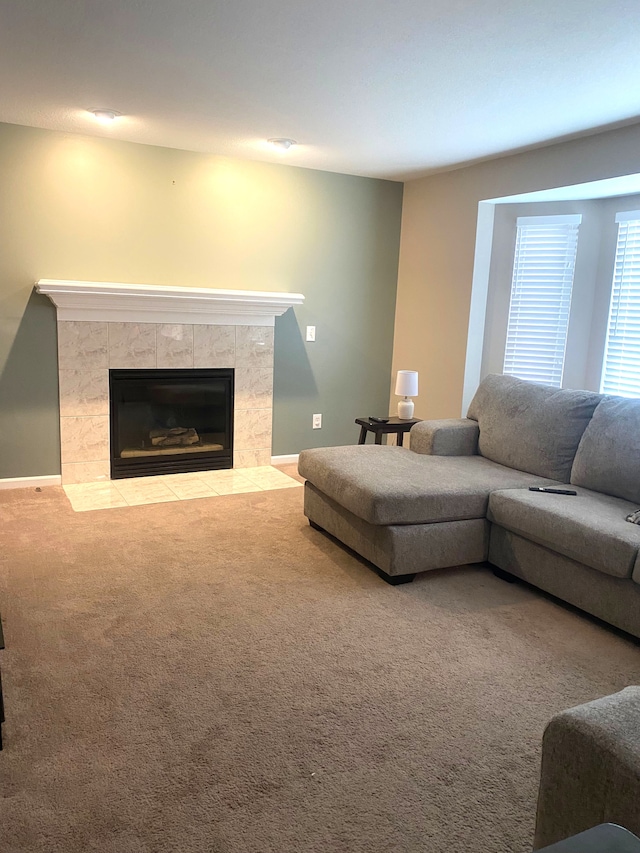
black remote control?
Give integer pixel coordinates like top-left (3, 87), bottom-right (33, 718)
top-left (369, 416), bottom-right (389, 423)
top-left (529, 487), bottom-right (577, 495)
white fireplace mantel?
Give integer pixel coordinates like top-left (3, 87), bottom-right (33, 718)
top-left (36, 279), bottom-right (305, 326)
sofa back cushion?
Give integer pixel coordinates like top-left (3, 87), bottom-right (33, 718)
top-left (571, 396), bottom-right (640, 502)
top-left (467, 374), bottom-right (601, 481)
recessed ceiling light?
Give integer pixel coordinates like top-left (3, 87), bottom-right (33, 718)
top-left (268, 137), bottom-right (297, 150)
top-left (89, 108), bottom-right (121, 124)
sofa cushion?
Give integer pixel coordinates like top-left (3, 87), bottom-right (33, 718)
top-left (298, 445), bottom-right (557, 526)
top-left (467, 374), bottom-right (601, 482)
top-left (571, 396), bottom-right (640, 504)
top-left (488, 487), bottom-right (640, 579)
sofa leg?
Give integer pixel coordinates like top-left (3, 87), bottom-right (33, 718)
top-left (308, 519), bottom-right (324, 531)
top-left (374, 567), bottom-right (416, 586)
top-left (492, 567), bottom-right (517, 584)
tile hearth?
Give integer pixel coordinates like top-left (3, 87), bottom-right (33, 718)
top-left (63, 466), bottom-right (301, 512)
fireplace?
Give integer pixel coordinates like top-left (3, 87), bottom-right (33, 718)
top-left (36, 280), bottom-right (304, 484)
top-left (109, 368), bottom-right (233, 478)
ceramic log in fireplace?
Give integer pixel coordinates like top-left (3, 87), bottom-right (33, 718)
top-left (109, 368), bottom-right (233, 478)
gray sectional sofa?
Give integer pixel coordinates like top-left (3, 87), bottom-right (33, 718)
top-left (298, 374), bottom-right (640, 638)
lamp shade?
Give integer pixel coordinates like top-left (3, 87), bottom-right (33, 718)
top-left (395, 370), bottom-right (418, 397)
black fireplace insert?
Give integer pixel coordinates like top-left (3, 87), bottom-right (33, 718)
top-left (109, 368), bottom-right (233, 478)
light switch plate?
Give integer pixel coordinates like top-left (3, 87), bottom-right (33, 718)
top-left (306, 325), bottom-right (316, 342)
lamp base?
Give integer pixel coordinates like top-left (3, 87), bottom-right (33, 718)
top-left (397, 398), bottom-right (414, 419)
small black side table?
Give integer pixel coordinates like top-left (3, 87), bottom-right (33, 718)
top-left (355, 416), bottom-right (421, 447)
top-left (537, 823), bottom-right (640, 852)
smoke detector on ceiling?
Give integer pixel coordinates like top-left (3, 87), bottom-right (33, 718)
top-left (89, 108), bottom-right (122, 124)
top-left (268, 137), bottom-right (297, 150)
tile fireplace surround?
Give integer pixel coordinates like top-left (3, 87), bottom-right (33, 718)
top-left (36, 280), bottom-right (305, 485)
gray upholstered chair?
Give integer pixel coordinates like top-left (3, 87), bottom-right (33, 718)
top-left (535, 687), bottom-right (640, 849)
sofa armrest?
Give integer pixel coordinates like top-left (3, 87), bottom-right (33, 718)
top-left (534, 686), bottom-right (640, 849)
top-left (410, 419), bottom-right (479, 456)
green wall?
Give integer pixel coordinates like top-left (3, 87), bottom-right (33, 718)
top-left (0, 123), bottom-right (403, 478)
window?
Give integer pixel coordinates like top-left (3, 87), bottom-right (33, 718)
top-left (601, 211), bottom-right (640, 397)
top-left (503, 215), bottom-right (581, 387)
top-left (473, 196), bottom-right (640, 409)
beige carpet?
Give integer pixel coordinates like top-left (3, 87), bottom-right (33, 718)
top-left (1, 470), bottom-right (640, 853)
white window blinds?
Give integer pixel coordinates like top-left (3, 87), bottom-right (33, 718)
top-left (601, 211), bottom-right (640, 397)
top-left (503, 214), bottom-right (581, 387)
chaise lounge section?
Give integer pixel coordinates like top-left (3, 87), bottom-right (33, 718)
top-left (298, 374), bottom-right (640, 637)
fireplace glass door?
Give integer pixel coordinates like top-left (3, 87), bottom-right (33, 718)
top-left (109, 368), bottom-right (233, 478)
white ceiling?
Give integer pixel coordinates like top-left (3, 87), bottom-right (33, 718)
top-left (1, 0), bottom-right (640, 180)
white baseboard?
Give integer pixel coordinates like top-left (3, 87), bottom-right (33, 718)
top-left (271, 454), bottom-right (299, 466)
top-left (0, 474), bottom-right (62, 490)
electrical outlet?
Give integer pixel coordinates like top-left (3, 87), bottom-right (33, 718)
top-left (312, 413), bottom-right (322, 429)
top-left (306, 325), bottom-right (316, 342)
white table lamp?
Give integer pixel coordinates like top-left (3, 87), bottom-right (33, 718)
top-left (395, 370), bottom-right (418, 419)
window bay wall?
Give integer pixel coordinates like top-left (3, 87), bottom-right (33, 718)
top-left (480, 193), bottom-right (640, 397)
